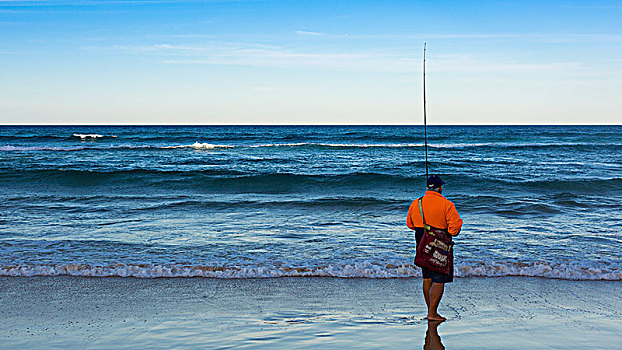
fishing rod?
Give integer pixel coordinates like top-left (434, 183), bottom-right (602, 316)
top-left (423, 43), bottom-right (429, 181)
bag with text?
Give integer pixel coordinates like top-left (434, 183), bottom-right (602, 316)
top-left (414, 197), bottom-right (454, 275)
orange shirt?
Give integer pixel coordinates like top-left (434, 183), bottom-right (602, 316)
top-left (406, 190), bottom-right (463, 236)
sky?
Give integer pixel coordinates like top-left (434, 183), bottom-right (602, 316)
top-left (1, 0), bottom-right (621, 125)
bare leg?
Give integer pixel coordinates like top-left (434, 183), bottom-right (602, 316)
top-left (427, 282), bottom-right (446, 321)
top-left (422, 278), bottom-right (432, 310)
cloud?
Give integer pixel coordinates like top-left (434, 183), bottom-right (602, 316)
top-left (295, 30), bottom-right (326, 36)
top-left (158, 45), bottom-right (584, 75)
top-left (88, 41), bottom-right (413, 71)
top-left (96, 42), bottom-right (281, 55)
top-left (291, 31), bottom-right (622, 43)
top-left (432, 54), bottom-right (584, 73)
top-left (159, 45), bottom-right (412, 71)
top-left (88, 41), bottom-right (588, 75)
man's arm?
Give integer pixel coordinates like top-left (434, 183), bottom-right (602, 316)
top-left (446, 202), bottom-right (463, 236)
top-left (406, 200), bottom-right (416, 230)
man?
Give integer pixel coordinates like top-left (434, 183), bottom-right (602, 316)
top-left (406, 175), bottom-right (463, 321)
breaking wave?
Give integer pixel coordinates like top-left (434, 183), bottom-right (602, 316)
top-left (72, 133), bottom-right (117, 139)
top-left (162, 142), bottom-right (235, 149)
top-left (1, 261), bottom-right (619, 280)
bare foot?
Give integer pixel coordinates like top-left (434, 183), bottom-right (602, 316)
top-left (426, 313), bottom-right (447, 321)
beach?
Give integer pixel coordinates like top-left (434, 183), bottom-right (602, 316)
top-left (1, 276), bottom-right (620, 349)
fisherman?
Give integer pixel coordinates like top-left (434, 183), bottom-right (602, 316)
top-left (406, 175), bottom-right (463, 321)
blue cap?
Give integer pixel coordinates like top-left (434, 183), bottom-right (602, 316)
top-left (427, 175), bottom-right (445, 189)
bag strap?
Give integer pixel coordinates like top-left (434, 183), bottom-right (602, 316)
top-left (417, 197), bottom-right (427, 227)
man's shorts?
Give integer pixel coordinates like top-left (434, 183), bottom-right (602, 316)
top-left (414, 227), bottom-right (454, 283)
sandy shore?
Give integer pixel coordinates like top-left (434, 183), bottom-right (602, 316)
top-left (1, 276), bottom-right (620, 349)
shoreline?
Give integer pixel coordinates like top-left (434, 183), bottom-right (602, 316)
top-left (1, 276), bottom-right (621, 349)
top-left (2, 260), bottom-right (619, 280)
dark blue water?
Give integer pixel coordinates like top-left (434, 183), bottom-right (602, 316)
top-left (1, 125), bottom-right (620, 279)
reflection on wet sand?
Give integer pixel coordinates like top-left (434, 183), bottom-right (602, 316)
top-left (424, 320), bottom-right (445, 350)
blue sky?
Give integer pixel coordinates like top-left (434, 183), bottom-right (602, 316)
top-left (1, 0), bottom-right (621, 124)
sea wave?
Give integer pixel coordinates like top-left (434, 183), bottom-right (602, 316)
top-left (249, 143), bottom-right (421, 148)
top-left (0, 170), bottom-right (412, 192)
top-left (0, 144), bottom-right (231, 152)
top-left (0, 145), bottom-right (88, 151)
top-left (162, 142), bottom-right (235, 149)
top-left (4, 169), bottom-right (621, 194)
top-left (173, 141), bottom-right (620, 149)
top-left (132, 196), bottom-right (405, 211)
top-left (72, 133), bottom-right (117, 139)
top-left (0, 135), bottom-right (68, 141)
top-left (1, 261), bottom-right (619, 280)
top-left (0, 145), bottom-right (152, 152)
top-left (0, 142), bottom-right (419, 151)
top-left (1, 141), bottom-right (621, 152)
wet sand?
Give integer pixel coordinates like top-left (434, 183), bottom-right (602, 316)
top-left (1, 276), bottom-right (620, 349)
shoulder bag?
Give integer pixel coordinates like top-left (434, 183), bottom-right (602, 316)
top-left (414, 197), bottom-right (454, 275)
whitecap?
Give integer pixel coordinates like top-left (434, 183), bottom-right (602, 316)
top-left (162, 142), bottom-right (235, 149)
top-left (72, 133), bottom-right (117, 139)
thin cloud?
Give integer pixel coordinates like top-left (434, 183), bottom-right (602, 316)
top-left (289, 32), bottom-right (622, 43)
top-left (431, 54), bottom-right (584, 74)
top-left (89, 42), bottom-right (388, 70)
top-left (295, 30), bottom-right (326, 36)
top-left (151, 43), bottom-right (410, 71)
top-left (89, 41), bottom-right (588, 74)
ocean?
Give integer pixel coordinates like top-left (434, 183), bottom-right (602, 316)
top-left (1, 125), bottom-right (620, 280)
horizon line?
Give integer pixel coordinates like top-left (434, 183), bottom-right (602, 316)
top-left (1, 124), bottom-right (620, 127)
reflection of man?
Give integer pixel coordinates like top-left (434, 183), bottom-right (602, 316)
top-left (424, 320), bottom-right (445, 350)
top-left (407, 175), bottom-right (463, 321)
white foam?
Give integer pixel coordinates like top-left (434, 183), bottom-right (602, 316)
top-left (1, 261), bottom-right (620, 280)
top-left (0, 144), bottom-right (229, 152)
top-left (162, 142), bottom-right (235, 149)
top-left (455, 261), bottom-right (622, 280)
top-left (317, 143), bottom-right (420, 148)
top-left (249, 143), bottom-right (421, 148)
top-left (249, 142), bottom-right (307, 148)
top-left (432, 143), bottom-right (493, 148)
top-left (0, 145), bottom-right (87, 151)
top-left (73, 133), bottom-right (117, 139)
